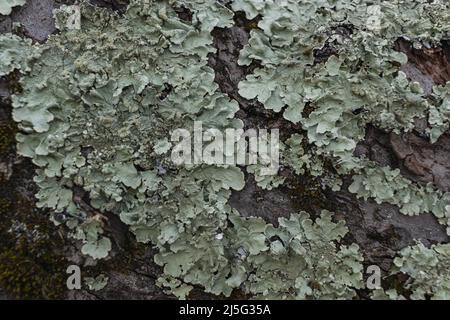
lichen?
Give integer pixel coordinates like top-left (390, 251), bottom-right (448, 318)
top-left (235, 1), bottom-right (450, 232)
top-left (85, 274), bottom-right (109, 291)
top-left (2, 0), bottom-right (365, 299)
top-left (227, 211), bottom-right (364, 299)
top-left (0, 34), bottom-right (40, 77)
top-left (5, 0), bottom-right (450, 300)
top-left (0, 0), bottom-right (26, 16)
top-left (391, 243), bottom-right (450, 300)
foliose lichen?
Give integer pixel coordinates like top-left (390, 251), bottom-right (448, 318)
top-left (236, 0), bottom-right (450, 232)
top-left (391, 243), bottom-right (450, 299)
top-left (4, 0), bottom-right (450, 300)
top-left (0, 0), bottom-right (26, 16)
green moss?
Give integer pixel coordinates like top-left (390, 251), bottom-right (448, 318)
top-left (286, 176), bottom-right (329, 214)
top-left (0, 169), bottom-right (66, 299)
top-left (5, 71), bottom-right (23, 95)
top-left (0, 197), bottom-right (11, 214)
top-left (0, 123), bottom-right (16, 154)
top-left (0, 242), bottom-right (65, 299)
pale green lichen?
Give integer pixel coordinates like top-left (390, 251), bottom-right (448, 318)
top-left (0, 0), bottom-right (26, 16)
top-left (85, 274), bottom-right (109, 291)
top-left (4, 0), bottom-right (366, 299)
top-left (349, 165), bottom-right (450, 233)
top-left (0, 33), bottom-right (40, 76)
top-left (232, 0), bottom-right (450, 300)
top-left (74, 218), bottom-right (112, 260)
top-left (236, 0), bottom-right (450, 233)
top-left (372, 242), bottom-right (450, 300)
top-left (429, 83), bottom-right (450, 143)
top-left (154, 210), bottom-right (363, 299)
top-left (370, 289), bottom-right (405, 300)
top-left (6, 0), bottom-right (450, 300)
top-left (235, 0), bottom-right (435, 161)
top-left (9, 0), bottom-right (241, 275)
top-left (229, 211), bottom-right (364, 299)
top-left (392, 243), bottom-right (450, 300)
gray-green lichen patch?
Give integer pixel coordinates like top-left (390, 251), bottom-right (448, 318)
top-left (0, 0), bottom-right (26, 16)
top-left (0, 33), bottom-right (40, 76)
top-left (85, 274), bottom-right (108, 291)
top-left (5, 0), bottom-right (450, 300)
top-left (233, 0), bottom-right (450, 233)
top-left (2, 0), bottom-right (365, 299)
top-left (230, 0), bottom-right (450, 299)
top-left (227, 211), bottom-right (364, 299)
top-left (391, 243), bottom-right (450, 299)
